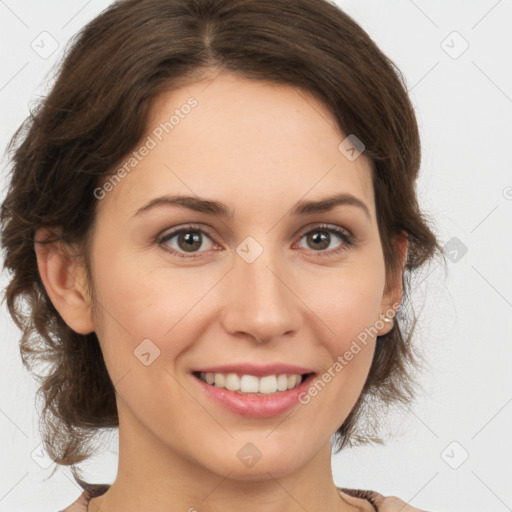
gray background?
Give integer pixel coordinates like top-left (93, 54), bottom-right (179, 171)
top-left (1, 1), bottom-right (511, 511)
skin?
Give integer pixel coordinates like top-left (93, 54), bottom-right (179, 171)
top-left (36, 70), bottom-right (407, 512)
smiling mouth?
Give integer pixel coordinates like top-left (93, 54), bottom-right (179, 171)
top-left (192, 371), bottom-right (315, 396)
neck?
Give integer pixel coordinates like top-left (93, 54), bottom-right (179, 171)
top-left (88, 400), bottom-right (366, 512)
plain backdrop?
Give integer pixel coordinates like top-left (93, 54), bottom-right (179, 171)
top-left (0, 1), bottom-right (511, 511)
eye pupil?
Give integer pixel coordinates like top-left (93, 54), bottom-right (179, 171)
top-left (308, 231), bottom-right (330, 250)
top-left (179, 231), bottom-right (202, 252)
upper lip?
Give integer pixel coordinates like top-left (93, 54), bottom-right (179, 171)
top-left (192, 363), bottom-right (315, 377)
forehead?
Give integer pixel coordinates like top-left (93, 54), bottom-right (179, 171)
top-left (98, 73), bottom-right (375, 220)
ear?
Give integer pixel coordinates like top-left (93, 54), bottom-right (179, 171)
top-left (377, 232), bottom-right (408, 336)
top-left (34, 228), bottom-right (95, 335)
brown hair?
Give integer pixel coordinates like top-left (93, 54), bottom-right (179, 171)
top-left (1, 0), bottom-right (445, 492)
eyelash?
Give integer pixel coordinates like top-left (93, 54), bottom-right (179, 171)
top-left (157, 223), bottom-right (356, 259)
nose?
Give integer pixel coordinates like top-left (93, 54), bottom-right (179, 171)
top-left (220, 247), bottom-right (301, 344)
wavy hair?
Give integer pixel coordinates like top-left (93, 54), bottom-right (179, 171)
top-left (0, 0), bottom-right (445, 493)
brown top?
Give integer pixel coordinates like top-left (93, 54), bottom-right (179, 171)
top-left (59, 484), bottom-right (425, 511)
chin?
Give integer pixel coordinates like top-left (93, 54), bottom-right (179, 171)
top-left (198, 440), bottom-right (311, 481)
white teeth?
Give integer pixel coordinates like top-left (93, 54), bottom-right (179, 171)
top-left (198, 372), bottom-right (307, 394)
top-left (276, 374), bottom-right (289, 391)
top-left (240, 374), bottom-right (259, 393)
top-left (225, 373), bottom-right (240, 391)
top-left (214, 373), bottom-right (225, 388)
top-left (259, 375), bottom-right (277, 394)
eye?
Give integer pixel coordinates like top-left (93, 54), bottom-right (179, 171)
top-left (159, 225), bottom-right (217, 258)
top-left (158, 223), bottom-right (355, 259)
top-left (295, 224), bottom-right (355, 256)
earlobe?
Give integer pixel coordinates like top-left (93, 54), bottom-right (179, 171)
top-left (34, 228), bottom-right (95, 335)
top-left (378, 232), bottom-right (408, 335)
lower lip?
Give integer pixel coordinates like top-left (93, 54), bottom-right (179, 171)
top-left (191, 373), bottom-right (315, 418)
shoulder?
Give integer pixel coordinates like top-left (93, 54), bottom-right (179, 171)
top-left (339, 487), bottom-right (427, 512)
top-left (62, 485), bottom-right (426, 512)
top-left (369, 491), bottom-right (427, 512)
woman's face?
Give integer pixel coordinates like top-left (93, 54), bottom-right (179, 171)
top-left (80, 72), bottom-right (403, 480)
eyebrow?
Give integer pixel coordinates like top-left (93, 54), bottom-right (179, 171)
top-left (132, 192), bottom-right (371, 221)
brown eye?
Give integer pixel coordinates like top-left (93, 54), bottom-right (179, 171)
top-left (176, 231), bottom-right (203, 252)
top-left (305, 230), bottom-right (331, 250)
top-left (160, 227), bottom-right (215, 257)
top-left (294, 224), bottom-right (355, 257)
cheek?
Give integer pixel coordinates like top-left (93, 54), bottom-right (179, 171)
top-left (298, 273), bottom-right (383, 429)
top-left (89, 245), bottom-right (220, 372)
top-left (322, 279), bottom-right (384, 355)
top-left (295, 249), bottom-right (385, 408)
top-left (298, 249), bottom-right (386, 351)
